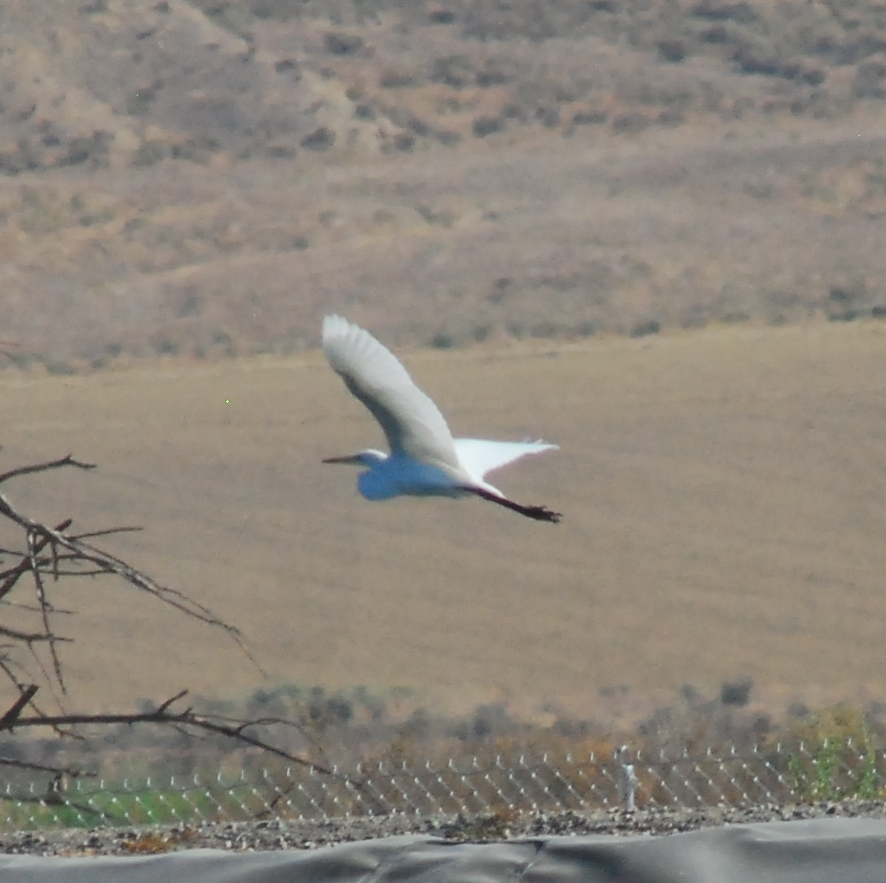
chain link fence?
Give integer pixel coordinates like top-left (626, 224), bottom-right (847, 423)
top-left (2, 737), bottom-right (884, 831)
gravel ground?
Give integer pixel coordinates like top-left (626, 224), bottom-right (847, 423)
top-left (4, 801), bottom-right (886, 856)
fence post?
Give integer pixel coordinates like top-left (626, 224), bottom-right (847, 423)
top-left (616, 746), bottom-right (639, 812)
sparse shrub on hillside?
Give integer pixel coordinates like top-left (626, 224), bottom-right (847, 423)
top-left (501, 102), bottom-right (527, 122)
top-left (459, 0), bottom-right (609, 42)
top-left (535, 106), bottom-right (560, 128)
top-left (692, 1), bottom-right (758, 26)
top-left (430, 331), bottom-right (456, 349)
top-left (720, 677), bottom-right (753, 707)
top-left (416, 204), bottom-right (455, 226)
top-left (826, 277), bottom-right (871, 321)
top-left (572, 108), bottom-right (608, 125)
top-left (274, 58), bottom-right (300, 77)
top-left (300, 127), bottom-right (336, 150)
top-left (428, 8), bottom-right (456, 25)
top-left (44, 359), bottom-right (76, 376)
top-left (472, 115), bottom-right (505, 137)
top-left (169, 139), bottom-right (216, 165)
top-left (476, 55), bottom-right (519, 86)
top-left (657, 38), bottom-right (688, 63)
top-left (636, 683), bottom-right (773, 758)
top-left (452, 703), bottom-right (516, 741)
top-left (630, 319), bottom-right (661, 338)
top-left (132, 140), bottom-right (167, 167)
top-left (263, 144), bottom-right (298, 159)
top-left (383, 107), bottom-right (432, 136)
top-left (430, 319), bottom-right (490, 349)
top-left (612, 112), bottom-right (649, 134)
top-left (731, 40), bottom-right (795, 78)
top-left (431, 54), bottom-right (474, 88)
top-left (324, 32), bottom-right (365, 55)
top-left (307, 687), bottom-right (354, 729)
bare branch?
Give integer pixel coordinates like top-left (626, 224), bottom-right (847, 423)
top-left (0, 624), bottom-right (69, 643)
top-left (3, 691), bottom-right (332, 773)
top-left (27, 528), bottom-right (65, 692)
top-left (0, 522), bottom-right (68, 603)
top-left (0, 455), bottom-right (95, 486)
top-left (0, 453), bottom-right (311, 781)
top-left (0, 462), bottom-right (264, 677)
top-left (0, 756), bottom-right (90, 777)
top-left (0, 684), bottom-right (38, 727)
top-left (69, 526), bottom-right (143, 541)
top-left (0, 599), bottom-right (75, 615)
top-left (156, 689), bottom-right (189, 714)
top-left (0, 658), bottom-right (70, 737)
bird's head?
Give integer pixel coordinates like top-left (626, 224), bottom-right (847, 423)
top-left (322, 449), bottom-right (388, 467)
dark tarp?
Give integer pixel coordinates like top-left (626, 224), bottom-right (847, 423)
top-left (2, 818), bottom-right (886, 882)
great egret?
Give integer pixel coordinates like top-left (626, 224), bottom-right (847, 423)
top-left (322, 315), bottom-right (561, 522)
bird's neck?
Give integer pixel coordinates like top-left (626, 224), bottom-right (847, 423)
top-left (359, 449), bottom-right (388, 466)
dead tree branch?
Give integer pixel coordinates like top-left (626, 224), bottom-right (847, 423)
top-left (0, 688), bottom-right (330, 772)
top-left (0, 454), bottom-right (307, 781)
top-left (0, 683), bottom-right (37, 727)
top-left (0, 455), bottom-right (263, 693)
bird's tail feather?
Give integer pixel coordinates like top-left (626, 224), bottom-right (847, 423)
top-left (454, 438), bottom-right (557, 480)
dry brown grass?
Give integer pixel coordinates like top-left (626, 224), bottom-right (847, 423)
top-left (8, 2), bottom-right (886, 365)
top-left (2, 319), bottom-right (885, 724)
top-left (8, 106), bottom-right (886, 366)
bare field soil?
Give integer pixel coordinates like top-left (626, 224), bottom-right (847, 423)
top-left (2, 320), bottom-right (885, 723)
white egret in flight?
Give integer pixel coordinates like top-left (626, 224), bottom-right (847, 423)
top-left (322, 315), bottom-right (561, 523)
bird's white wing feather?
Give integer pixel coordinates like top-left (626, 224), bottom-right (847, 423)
top-left (454, 439), bottom-right (558, 482)
top-left (323, 315), bottom-right (459, 468)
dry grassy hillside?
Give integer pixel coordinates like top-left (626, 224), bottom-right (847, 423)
top-left (3, 1), bottom-right (886, 362)
top-left (2, 320), bottom-right (885, 725)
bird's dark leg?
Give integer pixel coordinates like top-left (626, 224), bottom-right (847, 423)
top-left (462, 487), bottom-right (562, 523)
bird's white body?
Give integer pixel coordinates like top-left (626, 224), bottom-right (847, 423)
top-left (351, 450), bottom-right (463, 500)
top-left (322, 315), bottom-right (561, 522)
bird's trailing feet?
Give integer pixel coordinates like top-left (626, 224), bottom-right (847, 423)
top-left (463, 487), bottom-right (562, 523)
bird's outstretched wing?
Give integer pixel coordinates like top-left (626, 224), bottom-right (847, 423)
top-left (322, 315), bottom-right (459, 468)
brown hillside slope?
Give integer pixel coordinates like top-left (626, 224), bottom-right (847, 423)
top-left (5, 1), bottom-right (886, 362)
